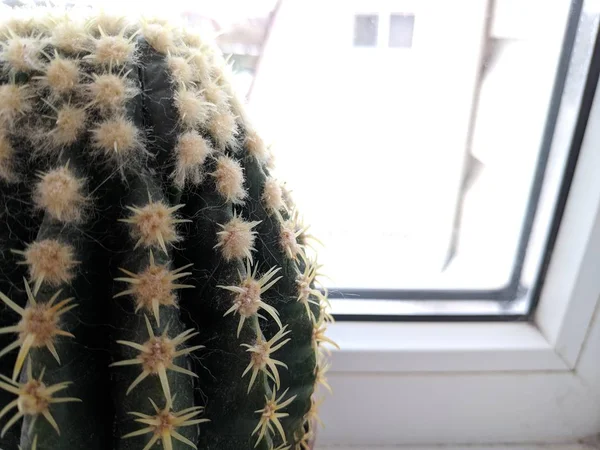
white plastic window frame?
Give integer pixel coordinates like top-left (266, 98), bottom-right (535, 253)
top-left (336, 0), bottom-right (578, 313)
top-left (318, 0), bottom-right (600, 447)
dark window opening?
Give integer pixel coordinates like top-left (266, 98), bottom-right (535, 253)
top-left (354, 14), bottom-right (379, 47)
top-left (389, 13), bottom-right (415, 48)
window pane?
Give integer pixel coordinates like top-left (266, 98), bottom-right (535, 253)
top-left (353, 14), bottom-right (378, 47)
top-left (389, 13), bottom-right (415, 48)
top-left (246, 0), bottom-right (577, 295)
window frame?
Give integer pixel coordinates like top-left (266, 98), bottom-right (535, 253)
top-left (331, 0), bottom-right (591, 321)
top-left (319, 0), bottom-right (600, 447)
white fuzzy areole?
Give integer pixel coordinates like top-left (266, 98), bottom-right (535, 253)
top-left (87, 13), bottom-right (130, 37)
top-left (142, 22), bottom-right (175, 54)
top-left (245, 128), bottom-right (268, 162)
top-left (209, 109), bottom-right (238, 151)
top-left (211, 65), bottom-right (250, 128)
top-left (0, 17), bottom-right (38, 38)
top-left (181, 29), bottom-right (204, 49)
top-left (1, 36), bottom-right (44, 72)
top-left (215, 215), bottom-right (259, 261)
top-left (86, 73), bottom-right (137, 112)
top-left (212, 156), bottom-right (247, 204)
top-left (262, 177), bottom-right (285, 214)
top-left (43, 56), bottom-right (80, 96)
top-left (23, 239), bottom-right (78, 288)
top-left (87, 34), bottom-right (136, 66)
top-left (50, 18), bottom-right (89, 54)
top-left (186, 49), bottom-right (213, 85)
top-left (228, 89), bottom-right (250, 128)
top-left (0, 84), bottom-right (32, 127)
top-left (167, 55), bottom-right (194, 86)
top-left (172, 131), bottom-right (213, 187)
top-left (49, 105), bottom-right (87, 148)
top-left (175, 88), bottom-right (213, 128)
top-left (34, 166), bottom-right (86, 223)
top-left (117, 262), bottom-right (179, 316)
top-left (280, 220), bottom-right (302, 259)
top-left (203, 81), bottom-right (229, 108)
top-left (123, 202), bottom-right (185, 253)
top-left (91, 115), bottom-right (140, 158)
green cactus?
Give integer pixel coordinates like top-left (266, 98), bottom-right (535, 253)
top-left (0, 10), bottom-right (335, 450)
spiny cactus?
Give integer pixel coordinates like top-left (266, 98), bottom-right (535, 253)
top-left (0, 10), bottom-right (335, 450)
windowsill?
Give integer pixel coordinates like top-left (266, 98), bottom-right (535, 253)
top-left (326, 320), bottom-right (569, 373)
top-left (317, 445), bottom-right (592, 450)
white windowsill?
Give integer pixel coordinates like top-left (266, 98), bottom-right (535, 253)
top-left (327, 320), bottom-right (568, 373)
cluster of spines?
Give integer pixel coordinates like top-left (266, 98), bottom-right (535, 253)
top-left (0, 10), bottom-right (336, 450)
top-left (0, 87), bottom-right (84, 444)
top-left (215, 133), bottom-right (337, 448)
top-left (0, 13), bottom-right (91, 445)
top-left (113, 191), bottom-right (208, 449)
top-left (0, 278), bottom-right (79, 441)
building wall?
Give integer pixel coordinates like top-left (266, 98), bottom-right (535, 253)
top-left (249, 0), bottom-right (489, 289)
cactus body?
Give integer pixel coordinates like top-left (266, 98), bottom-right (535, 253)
top-left (0, 11), bottom-right (333, 450)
